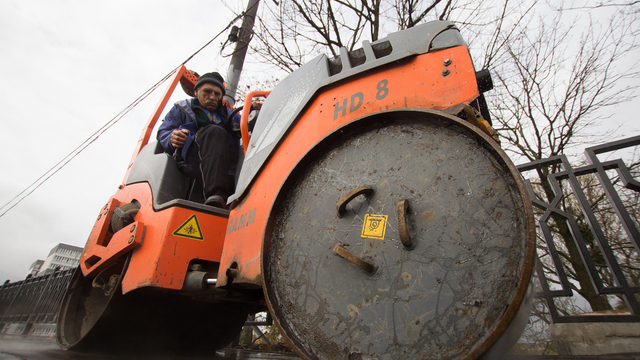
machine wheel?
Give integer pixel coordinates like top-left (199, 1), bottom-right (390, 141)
top-left (263, 111), bottom-right (535, 360)
top-left (110, 202), bottom-right (140, 233)
top-left (57, 255), bottom-right (249, 355)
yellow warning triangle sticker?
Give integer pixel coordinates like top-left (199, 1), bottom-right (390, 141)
top-left (173, 214), bottom-right (204, 240)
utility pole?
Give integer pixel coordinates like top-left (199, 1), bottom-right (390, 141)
top-left (224, 0), bottom-right (260, 107)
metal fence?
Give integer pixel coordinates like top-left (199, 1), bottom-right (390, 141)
top-left (517, 135), bottom-right (640, 323)
top-left (0, 268), bottom-right (74, 336)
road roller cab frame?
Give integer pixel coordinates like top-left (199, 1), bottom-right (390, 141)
top-left (58, 20), bottom-right (535, 359)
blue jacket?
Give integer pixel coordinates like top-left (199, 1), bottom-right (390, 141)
top-left (157, 99), bottom-right (241, 160)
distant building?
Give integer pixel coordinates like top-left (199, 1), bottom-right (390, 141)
top-left (34, 243), bottom-right (83, 277)
top-left (27, 259), bottom-right (44, 277)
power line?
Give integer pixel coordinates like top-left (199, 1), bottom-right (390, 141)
top-left (0, 9), bottom-right (252, 218)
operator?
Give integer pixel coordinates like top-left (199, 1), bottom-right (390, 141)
top-left (157, 72), bottom-right (249, 209)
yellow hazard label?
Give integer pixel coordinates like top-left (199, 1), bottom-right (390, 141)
top-left (361, 214), bottom-right (388, 240)
top-left (173, 214), bottom-right (203, 240)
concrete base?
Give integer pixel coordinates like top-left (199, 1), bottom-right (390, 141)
top-left (28, 323), bottom-right (56, 337)
top-left (0, 323), bottom-right (27, 336)
top-left (551, 321), bottom-right (640, 355)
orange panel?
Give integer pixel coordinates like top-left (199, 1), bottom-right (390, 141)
top-left (81, 219), bottom-right (143, 276)
top-left (121, 203), bottom-right (228, 293)
top-left (79, 182), bottom-right (229, 294)
top-left (218, 46), bottom-right (479, 287)
top-left (80, 199), bottom-right (120, 276)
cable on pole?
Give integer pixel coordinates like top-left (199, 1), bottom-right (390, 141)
top-left (0, 8), bottom-right (254, 218)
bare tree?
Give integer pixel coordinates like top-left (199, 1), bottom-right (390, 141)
top-left (491, 12), bottom-right (638, 162)
top-left (248, 0), bottom-right (529, 72)
top-left (487, 2), bottom-right (639, 312)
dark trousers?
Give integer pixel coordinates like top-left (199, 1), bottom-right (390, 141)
top-left (181, 125), bottom-right (238, 201)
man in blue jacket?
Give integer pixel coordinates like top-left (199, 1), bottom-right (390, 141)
top-left (157, 72), bottom-right (240, 209)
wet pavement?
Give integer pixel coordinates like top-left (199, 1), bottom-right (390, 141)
top-left (0, 337), bottom-right (300, 360)
top-left (4, 337), bottom-right (640, 360)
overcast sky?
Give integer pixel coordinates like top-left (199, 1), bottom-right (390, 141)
top-left (1, 1), bottom-right (638, 283)
top-left (0, 0), bottom-right (277, 282)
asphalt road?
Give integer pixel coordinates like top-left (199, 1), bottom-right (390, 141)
top-left (5, 337), bottom-right (640, 360)
top-left (0, 337), bottom-right (300, 360)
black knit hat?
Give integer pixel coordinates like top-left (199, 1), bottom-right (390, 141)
top-left (194, 72), bottom-right (226, 95)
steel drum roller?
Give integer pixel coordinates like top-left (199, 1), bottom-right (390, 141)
top-left (57, 259), bottom-right (249, 354)
top-left (263, 111), bottom-right (535, 360)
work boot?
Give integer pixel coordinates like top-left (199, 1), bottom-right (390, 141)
top-left (205, 195), bottom-right (226, 209)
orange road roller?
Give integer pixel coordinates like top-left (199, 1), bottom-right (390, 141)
top-left (57, 20), bottom-right (535, 359)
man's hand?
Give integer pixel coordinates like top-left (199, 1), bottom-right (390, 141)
top-left (170, 129), bottom-right (189, 148)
